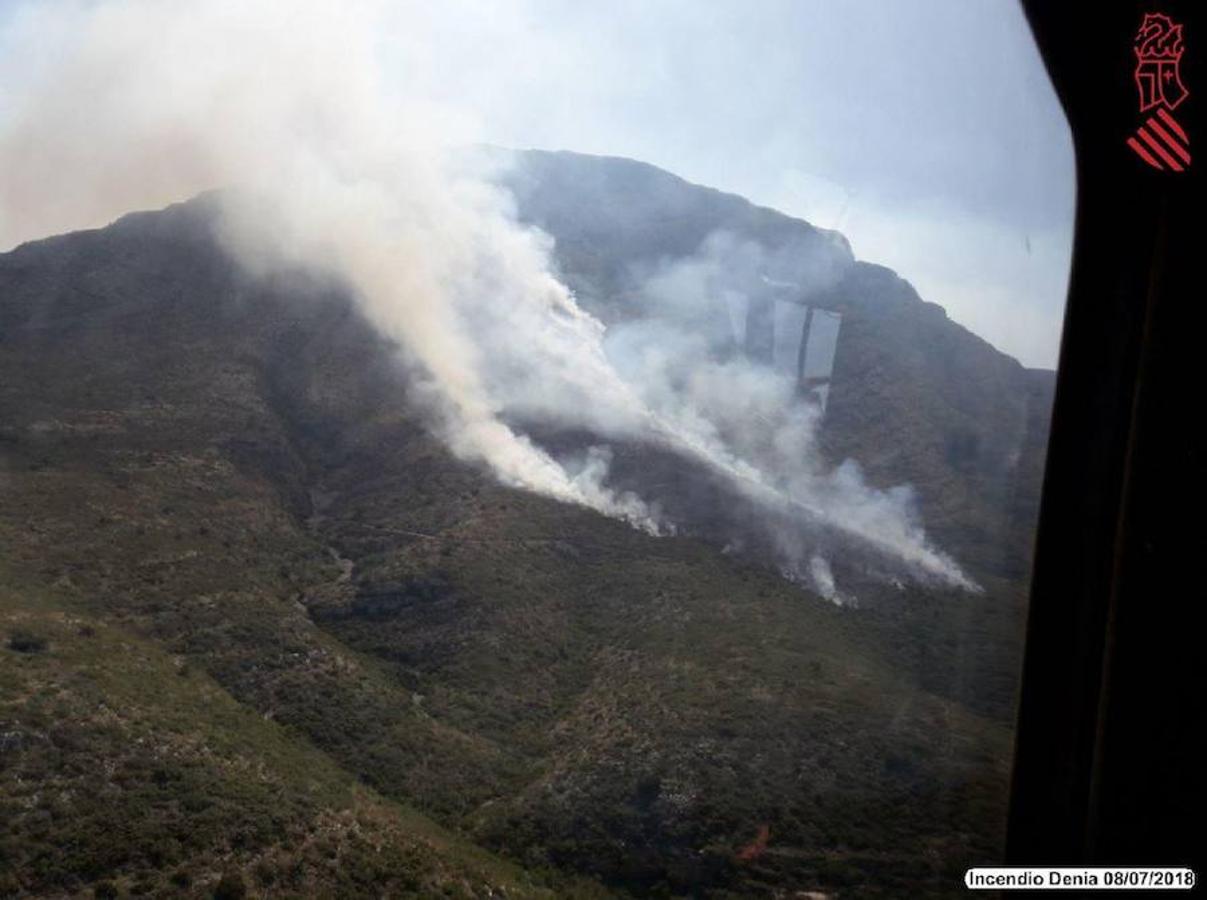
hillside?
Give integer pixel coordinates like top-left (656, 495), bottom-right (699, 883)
top-left (0, 155), bottom-right (1050, 897)
top-left (502, 150), bottom-right (1053, 720)
top-left (502, 150), bottom-right (1054, 585)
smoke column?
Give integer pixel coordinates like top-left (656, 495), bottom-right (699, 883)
top-left (0, 0), bottom-right (975, 592)
top-left (0, 0), bottom-right (666, 532)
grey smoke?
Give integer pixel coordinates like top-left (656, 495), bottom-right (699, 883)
top-left (0, 0), bottom-right (665, 532)
top-left (592, 230), bottom-right (978, 594)
top-left (0, 0), bottom-right (976, 597)
top-left (808, 556), bottom-right (845, 606)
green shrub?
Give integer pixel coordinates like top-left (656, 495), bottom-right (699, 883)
top-left (211, 870), bottom-right (247, 900)
top-left (169, 869), bottom-right (192, 889)
top-left (6, 629), bottom-right (47, 653)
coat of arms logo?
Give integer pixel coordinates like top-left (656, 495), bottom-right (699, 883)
top-left (1126, 13), bottom-right (1191, 171)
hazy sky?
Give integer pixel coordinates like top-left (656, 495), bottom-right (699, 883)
top-left (0, 0), bottom-right (1075, 368)
top-left (383, 0), bottom-right (1076, 368)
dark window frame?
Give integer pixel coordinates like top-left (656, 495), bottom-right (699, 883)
top-left (1009, 1), bottom-right (1204, 870)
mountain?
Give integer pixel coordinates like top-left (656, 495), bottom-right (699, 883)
top-left (502, 150), bottom-right (1054, 586)
top-left (0, 153), bottom-right (1051, 897)
top-left (502, 149), bottom-right (1053, 723)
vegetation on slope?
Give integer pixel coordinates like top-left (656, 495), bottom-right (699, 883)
top-left (0, 160), bottom-right (1045, 897)
top-left (0, 573), bottom-right (584, 898)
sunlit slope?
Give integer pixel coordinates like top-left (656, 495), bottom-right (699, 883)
top-left (0, 573), bottom-right (591, 899)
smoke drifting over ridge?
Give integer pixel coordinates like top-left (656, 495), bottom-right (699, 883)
top-left (0, 0), bottom-right (663, 532)
top-left (596, 232), bottom-right (976, 592)
top-left (0, 0), bottom-right (975, 595)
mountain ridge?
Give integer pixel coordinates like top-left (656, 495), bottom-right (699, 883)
top-left (0, 154), bottom-right (1044, 897)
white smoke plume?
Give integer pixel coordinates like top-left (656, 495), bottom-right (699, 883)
top-left (0, 0), bottom-right (664, 531)
top-left (0, 0), bottom-right (975, 592)
top-left (600, 233), bottom-right (979, 594)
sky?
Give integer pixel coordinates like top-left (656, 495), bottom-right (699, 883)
top-left (0, 0), bottom-right (1075, 368)
top-left (381, 0), bottom-right (1076, 368)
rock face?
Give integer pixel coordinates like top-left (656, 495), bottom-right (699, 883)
top-left (0, 154), bottom-right (1053, 896)
top-left (504, 150), bottom-right (1054, 581)
top-left (817, 262), bottom-right (1055, 581)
